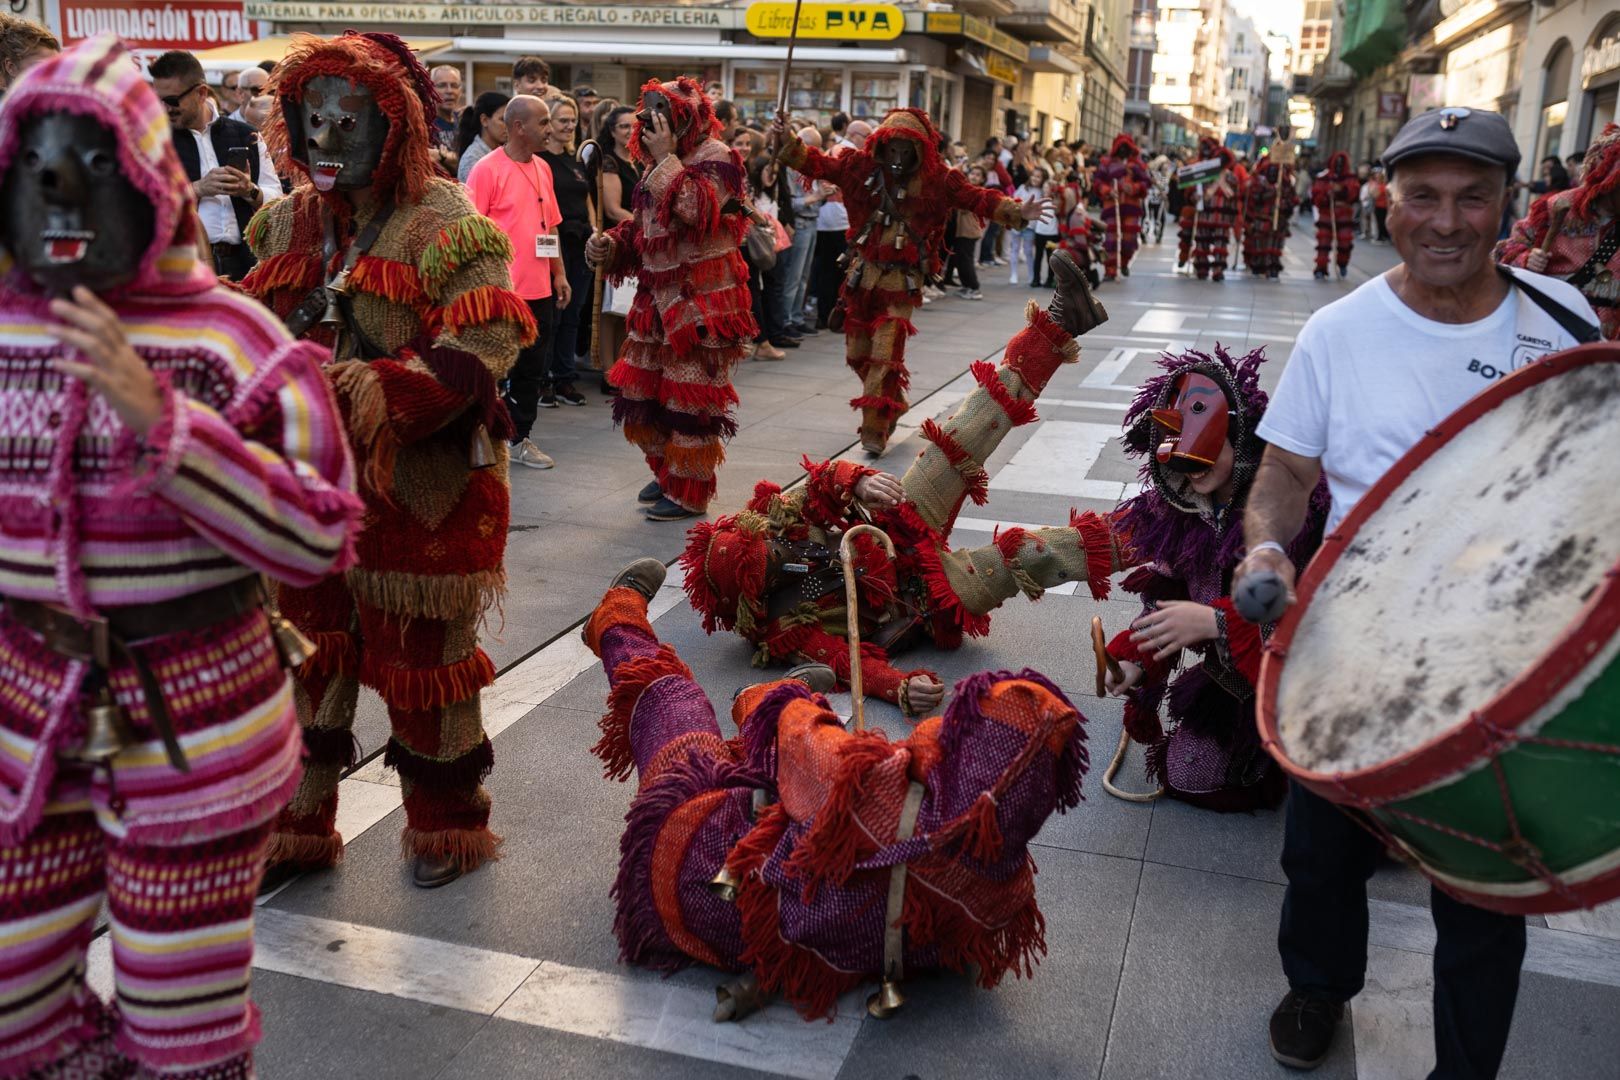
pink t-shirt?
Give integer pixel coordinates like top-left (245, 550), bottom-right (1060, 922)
top-left (465, 148), bottom-right (564, 300)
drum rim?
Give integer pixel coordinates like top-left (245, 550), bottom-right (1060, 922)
top-left (1257, 341), bottom-right (1620, 806)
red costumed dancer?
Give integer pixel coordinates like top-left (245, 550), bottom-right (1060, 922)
top-left (1095, 133), bottom-right (1151, 280)
top-left (1191, 149), bottom-right (1242, 281)
top-left (589, 78), bottom-right (755, 521)
top-left (1176, 135), bottom-right (1222, 270)
top-left (1311, 151), bottom-right (1358, 280)
top-left (776, 109), bottom-right (1044, 454)
top-left (1241, 156), bottom-right (1297, 279)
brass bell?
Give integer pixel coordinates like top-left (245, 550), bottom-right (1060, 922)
top-left (468, 425), bottom-right (497, 470)
top-left (318, 268), bottom-right (352, 328)
top-left (269, 614), bottom-right (317, 670)
top-left (707, 865), bottom-right (740, 903)
top-left (78, 688), bottom-right (134, 763)
top-left (866, 977), bottom-right (905, 1019)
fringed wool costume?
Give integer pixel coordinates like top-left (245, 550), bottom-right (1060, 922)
top-left (1311, 152), bottom-right (1358, 279)
top-left (1107, 347), bottom-right (1328, 811)
top-left (1177, 137), bottom-right (1241, 281)
top-left (0, 37), bottom-right (360, 1078)
top-left (598, 77), bottom-right (755, 513)
top-left (681, 303), bottom-right (1119, 715)
top-left (582, 582), bottom-right (1088, 1019)
top-left (1241, 158), bottom-right (1297, 279)
top-left (1094, 134), bottom-right (1150, 281)
top-left (242, 32), bottom-right (534, 875)
top-left (1498, 124), bottom-right (1620, 341)
top-left (779, 109), bottom-right (1028, 453)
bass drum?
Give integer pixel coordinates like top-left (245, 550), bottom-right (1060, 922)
top-left (1257, 342), bottom-right (1620, 915)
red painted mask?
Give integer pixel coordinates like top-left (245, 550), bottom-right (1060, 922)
top-left (1152, 372), bottom-right (1229, 473)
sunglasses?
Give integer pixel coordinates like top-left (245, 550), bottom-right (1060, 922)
top-left (160, 81), bottom-right (203, 109)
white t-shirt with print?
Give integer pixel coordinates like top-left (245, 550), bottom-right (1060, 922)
top-left (1256, 265), bottom-right (1599, 533)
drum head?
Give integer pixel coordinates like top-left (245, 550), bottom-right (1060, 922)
top-left (1260, 343), bottom-right (1620, 793)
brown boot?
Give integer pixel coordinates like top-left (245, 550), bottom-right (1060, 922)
top-left (1047, 249), bottom-right (1109, 338)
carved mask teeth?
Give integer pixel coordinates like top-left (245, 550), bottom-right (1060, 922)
top-left (41, 228), bottom-right (94, 264)
top-left (311, 161), bottom-right (344, 192)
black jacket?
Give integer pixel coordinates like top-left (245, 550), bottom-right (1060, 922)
top-left (172, 117), bottom-right (263, 238)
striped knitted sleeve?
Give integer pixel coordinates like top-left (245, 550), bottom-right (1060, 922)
top-left (127, 339), bottom-right (363, 587)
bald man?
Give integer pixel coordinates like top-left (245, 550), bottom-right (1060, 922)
top-left (465, 95), bottom-right (572, 468)
top-left (844, 119), bottom-right (873, 150)
top-left (430, 64), bottom-right (464, 172)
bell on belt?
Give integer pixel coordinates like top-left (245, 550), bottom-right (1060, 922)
top-left (78, 687), bottom-right (134, 764)
top-left (866, 977), bottom-right (905, 1019)
top-left (269, 613), bottom-right (317, 670)
top-left (469, 425), bottom-right (497, 470)
top-left (707, 865), bottom-right (740, 902)
top-left (318, 267), bottom-right (353, 328)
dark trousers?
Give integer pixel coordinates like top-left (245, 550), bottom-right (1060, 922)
top-left (505, 296), bottom-right (556, 443)
top-left (812, 230), bottom-right (847, 328)
top-left (551, 237), bottom-right (589, 386)
top-left (1030, 235), bottom-right (1056, 285)
top-left (211, 242), bottom-right (255, 281)
top-left (749, 251), bottom-right (787, 343)
top-left (1279, 782), bottom-right (1526, 1080)
top-left (950, 236), bottom-right (980, 290)
top-left (978, 221), bottom-right (1002, 265)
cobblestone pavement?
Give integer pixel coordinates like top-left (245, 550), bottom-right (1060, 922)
top-left (125, 224), bottom-right (1620, 1079)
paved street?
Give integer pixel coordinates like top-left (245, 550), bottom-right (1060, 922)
top-left (142, 226), bottom-right (1620, 1078)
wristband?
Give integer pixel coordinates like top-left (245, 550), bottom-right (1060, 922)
top-left (1246, 540), bottom-right (1287, 560)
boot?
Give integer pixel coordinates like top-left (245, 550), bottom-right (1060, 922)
top-left (785, 662), bottom-right (837, 694)
top-left (610, 557), bottom-right (667, 601)
top-left (1046, 249), bottom-right (1108, 339)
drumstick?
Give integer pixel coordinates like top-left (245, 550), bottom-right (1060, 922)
top-left (840, 523), bottom-right (895, 732)
top-left (1091, 616), bottom-right (1121, 698)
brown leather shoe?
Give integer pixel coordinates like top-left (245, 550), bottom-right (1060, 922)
top-left (785, 662), bottom-right (836, 694)
top-left (610, 557), bottom-right (667, 600)
top-left (412, 853), bottom-right (463, 889)
top-left (1047, 249), bottom-right (1109, 337)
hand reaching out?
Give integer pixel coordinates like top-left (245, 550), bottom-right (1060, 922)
top-left (854, 471), bottom-right (903, 509)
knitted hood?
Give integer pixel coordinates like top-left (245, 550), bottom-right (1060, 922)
top-left (1326, 150), bottom-right (1351, 177)
top-left (1109, 133), bottom-right (1140, 160)
top-left (629, 76), bottom-right (721, 165)
top-left (0, 33), bottom-right (212, 298)
top-left (866, 107), bottom-right (946, 177)
top-left (1198, 135), bottom-right (1222, 160)
top-left (1575, 123), bottom-right (1620, 218)
top-left (266, 31), bottom-right (439, 207)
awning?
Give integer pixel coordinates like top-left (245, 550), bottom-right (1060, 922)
top-left (189, 35), bottom-right (452, 67)
top-left (445, 37), bottom-right (907, 65)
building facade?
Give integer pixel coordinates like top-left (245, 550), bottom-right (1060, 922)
top-left (1149, 0), bottom-right (1226, 136)
top-left (1513, 0), bottom-right (1620, 177)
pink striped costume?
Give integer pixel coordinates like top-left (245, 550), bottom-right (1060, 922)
top-left (0, 36), bottom-right (361, 1079)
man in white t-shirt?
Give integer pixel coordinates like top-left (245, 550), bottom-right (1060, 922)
top-left (1236, 108), bottom-right (1600, 1077)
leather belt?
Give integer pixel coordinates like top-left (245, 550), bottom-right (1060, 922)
top-left (212, 241), bottom-right (246, 255)
top-left (4, 576), bottom-right (267, 771)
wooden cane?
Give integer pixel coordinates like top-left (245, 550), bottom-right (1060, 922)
top-left (1095, 617), bottom-right (1163, 802)
top-left (840, 523), bottom-right (894, 733)
top-left (1091, 615), bottom-right (1121, 699)
top-left (769, 0), bottom-right (807, 153)
top-left (1536, 200), bottom-right (1571, 262)
top-left (577, 139), bottom-right (607, 371)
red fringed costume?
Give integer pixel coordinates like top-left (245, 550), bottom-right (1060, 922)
top-left (779, 108), bottom-right (1029, 453)
top-left (1241, 157), bottom-right (1297, 278)
top-left (242, 32), bottom-right (535, 874)
top-left (680, 303), bottom-right (1121, 715)
top-left (597, 77), bottom-right (755, 512)
top-left (1311, 151), bottom-right (1358, 279)
top-left (1095, 134), bottom-right (1150, 280)
top-left (583, 581), bottom-right (1090, 1020)
top-left (1177, 137), bottom-right (1241, 280)
top-left (1498, 124), bottom-right (1620, 341)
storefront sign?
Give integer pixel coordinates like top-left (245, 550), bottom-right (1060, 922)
top-left (244, 1), bottom-right (739, 27)
top-left (984, 51), bottom-right (1019, 85)
top-left (59, 0), bottom-right (255, 48)
top-left (745, 2), bottom-right (901, 41)
top-left (925, 10), bottom-right (1029, 64)
top-left (1583, 32), bottom-right (1620, 86)
top-left (1377, 91), bottom-right (1405, 120)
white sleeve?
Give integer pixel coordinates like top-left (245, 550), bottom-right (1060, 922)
top-left (256, 136), bottom-right (283, 202)
top-left (1255, 326), bottom-right (1330, 459)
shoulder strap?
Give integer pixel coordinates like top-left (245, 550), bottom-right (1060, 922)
top-left (1496, 265), bottom-right (1600, 345)
top-left (1564, 220), bottom-right (1619, 291)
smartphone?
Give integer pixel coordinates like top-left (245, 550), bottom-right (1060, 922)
top-left (225, 145), bottom-right (254, 174)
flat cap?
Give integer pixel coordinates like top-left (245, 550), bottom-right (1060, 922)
top-left (1381, 107), bottom-right (1520, 177)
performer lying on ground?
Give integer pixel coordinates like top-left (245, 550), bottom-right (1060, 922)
top-left (1497, 123), bottom-right (1620, 341)
top-left (1103, 345), bottom-right (1329, 810)
top-left (681, 252), bottom-right (1114, 718)
top-left (772, 108), bottom-right (1049, 455)
top-left (0, 35), bottom-right (361, 1077)
top-left (582, 558), bottom-right (1089, 1020)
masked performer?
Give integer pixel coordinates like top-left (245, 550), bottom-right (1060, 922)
top-left (584, 78), bottom-right (755, 523)
top-left (681, 254), bottom-right (1114, 719)
top-left (242, 32), bottom-right (534, 888)
top-left (1311, 152), bottom-right (1358, 280)
top-left (0, 36), bottom-right (360, 1077)
top-left (1498, 124), bottom-right (1620, 340)
top-left (1103, 346), bottom-right (1327, 810)
top-left (1094, 133), bottom-right (1150, 281)
top-left (582, 558), bottom-right (1088, 1021)
top-left (1175, 136), bottom-right (1221, 271)
top-left (772, 109), bottom-right (1048, 455)
top-left (1241, 156), bottom-right (1296, 280)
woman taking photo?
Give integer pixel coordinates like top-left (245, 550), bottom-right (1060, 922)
top-left (539, 96), bottom-right (592, 405)
top-left (456, 91), bottom-right (509, 183)
top-left (591, 105), bottom-right (641, 390)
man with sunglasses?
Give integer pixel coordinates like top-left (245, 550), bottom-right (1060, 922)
top-left (150, 50), bottom-right (281, 280)
top-left (227, 65), bottom-right (270, 130)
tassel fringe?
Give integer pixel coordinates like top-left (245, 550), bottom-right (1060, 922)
top-left (361, 649), bottom-right (495, 711)
top-left (593, 644), bottom-right (694, 781)
top-left (399, 825), bottom-right (503, 872)
top-left (264, 829), bottom-right (344, 870)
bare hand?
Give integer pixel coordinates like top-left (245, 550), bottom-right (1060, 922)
top-left (768, 115), bottom-right (786, 143)
top-left (854, 471), bottom-right (903, 509)
top-left (641, 111), bottom-right (675, 162)
top-left (553, 275), bottom-right (572, 309)
top-left (196, 165), bottom-right (252, 199)
top-left (1105, 660), bottom-right (1144, 697)
top-left (906, 675), bottom-right (944, 716)
top-left (1020, 197), bottom-right (1055, 222)
top-left (585, 232), bottom-right (612, 269)
top-left (1130, 600), bottom-right (1219, 661)
top-left (46, 287), bottom-right (163, 436)
top-left (1526, 250), bottom-right (1549, 273)
top-left (1233, 546), bottom-right (1298, 620)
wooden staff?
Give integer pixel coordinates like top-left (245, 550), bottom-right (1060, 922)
top-left (577, 138), bottom-right (606, 371)
top-left (770, 0), bottom-right (807, 150)
top-left (1536, 200), bottom-right (1571, 261)
top-left (840, 523), bottom-right (894, 733)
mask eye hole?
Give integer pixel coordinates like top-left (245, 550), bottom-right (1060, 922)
top-left (86, 150), bottom-right (116, 177)
top-left (337, 115), bottom-right (357, 132)
top-left (1191, 401), bottom-right (1206, 414)
top-left (19, 148), bottom-right (40, 170)
top-left (308, 112), bottom-right (324, 129)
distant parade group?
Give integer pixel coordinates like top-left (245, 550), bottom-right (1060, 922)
top-left (0, 11), bottom-right (1614, 1080)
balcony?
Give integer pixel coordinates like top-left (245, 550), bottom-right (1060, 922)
top-left (997, 0), bottom-right (1088, 44)
top-left (954, 0), bottom-right (1018, 18)
top-left (1306, 55), bottom-right (1355, 95)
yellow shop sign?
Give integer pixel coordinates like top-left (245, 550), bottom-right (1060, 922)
top-left (745, 2), bottom-right (903, 41)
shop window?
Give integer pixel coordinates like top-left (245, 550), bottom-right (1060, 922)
top-left (1538, 40), bottom-right (1571, 163)
top-left (851, 74), bottom-right (900, 121)
top-left (733, 68), bottom-right (782, 126)
top-left (787, 68), bottom-right (843, 128)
